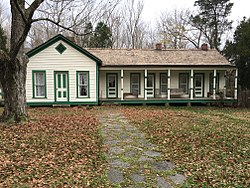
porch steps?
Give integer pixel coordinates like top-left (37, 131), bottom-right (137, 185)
top-left (52, 104), bottom-right (71, 107)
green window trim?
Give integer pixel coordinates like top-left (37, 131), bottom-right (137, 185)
top-left (130, 73), bottom-right (141, 95)
top-left (76, 71), bottom-right (90, 98)
top-left (32, 70), bottom-right (47, 98)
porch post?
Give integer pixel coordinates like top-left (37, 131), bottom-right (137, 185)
top-left (167, 69), bottom-right (171, 100)
top-left (121, 69), bottom-right (124, 100)
top-left (213, 69), bottom-right (217, 100)
top-left (145, 69), bottom-right (147, 100)
top-left (234, 69), bottom-right (238, 99)
top-left (190, 69), bottom-right (194, 100)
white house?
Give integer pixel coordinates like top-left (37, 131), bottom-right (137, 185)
top-left (26, 34), bottom-right (101, 106)
top-left (25, 35), bottom-right (237, 106)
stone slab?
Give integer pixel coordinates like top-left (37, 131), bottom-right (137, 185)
top-left (110, 159), bottom-right (131, 168)
top-left (153, 161), bottom-right (175, 171)
top-left (109, 146), bottom-right (124, 155)
top-left (144, 150), bottom-right (161, 157)
top-left (131, 173), bottom-right (145, 183)
top-left (107, 168), bottom-right (124, 183)
top-left (169, 174), bottom-right (186, 184)
top-left (157, 177), bottom-right (173, 188)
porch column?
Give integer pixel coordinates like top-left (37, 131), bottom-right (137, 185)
top-left (144, 69), bottom-right (147, 100)
top-left (167, 69), bottom-right (171, 100)
top-left (234, 69), bottom-right (238, 99)
top-left (190, 69), bottom-right (194, 100)
top-left (121, 69), bottom-right (124, 100)
top-left (213, 69), bottom-right (217, 100)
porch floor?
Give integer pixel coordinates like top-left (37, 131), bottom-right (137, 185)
top-left (99, 97), bottom-right (237, 104)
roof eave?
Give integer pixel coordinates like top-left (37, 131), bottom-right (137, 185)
top-left (26, 34), bottom-right (102, 65)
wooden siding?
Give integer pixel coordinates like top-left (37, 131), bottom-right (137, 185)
top-left (26, 40), bottom-right (97, 103)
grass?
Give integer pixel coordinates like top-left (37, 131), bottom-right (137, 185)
top-left (0, 107), bottom-right (110, 187)
top-left (121, 106), bottom-right (250, 187)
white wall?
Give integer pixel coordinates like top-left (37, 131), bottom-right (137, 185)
top-left (26, 40), bottom-right (97, 103)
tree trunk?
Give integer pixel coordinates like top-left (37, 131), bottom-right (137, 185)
top-left (0, 53), bottom-right (28, 122)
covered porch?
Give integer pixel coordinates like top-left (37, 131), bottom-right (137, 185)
top-left (99, 67), bottom-right (238, 105)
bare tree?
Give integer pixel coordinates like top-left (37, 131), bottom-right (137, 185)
top-left (158, 8), bottom-right (204, 49)
top-left (123, 0), bottom-right (145, 49)
top-left (28, 0), bottom-right (122, 48)
top-left (144, 24), bottom-right (158, 49)
top-left (0, 0), bottom-right (122, 122)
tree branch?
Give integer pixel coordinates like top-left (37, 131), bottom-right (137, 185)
top-left (26, 0), bottom-right (45, 19)
top-left (11, 0), bottom-right (27, 24)
top-left (31, 18), bottom-right (91, 36)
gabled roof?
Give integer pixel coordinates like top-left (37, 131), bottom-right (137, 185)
top-left (88, 49), bottom-right (233, 67)
top-left (26, 34), bottom-right (102, 64)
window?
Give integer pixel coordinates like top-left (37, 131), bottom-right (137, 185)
top-left (131, 73), bottom-right (140, 95)
top-left (179, 73), bottom-right (189, 94)
top-left (160, 73), bottom-right (168, 95)
top-left (209, 73), bottom-right (219, 93)
top-left (33, 71), bottom-right (46, 98)
top-left (77, 72), bottom-right (89, 97)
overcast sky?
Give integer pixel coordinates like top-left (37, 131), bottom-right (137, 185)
top-left (1, 0), bottom-right (249, 26)
top-left (142, 0), bottom-right (250, 25)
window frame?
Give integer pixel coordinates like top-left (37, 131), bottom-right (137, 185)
top-left (179, 73), bottom-right (189, 94)
top-left (32, 70), bottom-right (47, 98)
top-left (77, 71), bottom-right (89, 98)
top-left (160, 73), bottom-right (168, 95)
top-left (130, 73), bottom-right (141, 95)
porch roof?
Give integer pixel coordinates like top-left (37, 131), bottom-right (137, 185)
top-left (88, 49), bottom-right (233, 67)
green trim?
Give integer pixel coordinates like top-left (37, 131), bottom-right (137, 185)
top-left (54, 71), bottom-right (69, 102)
top-left (32, 70), bottom-right (47, 99)
top-left (130, 73), bottom-right (141, 95)
top-left (100, 99), bottom-right (237, 104)
top-left (76, 71), bottom-right (90, 98)
top-left (26, 34), bottom-right (102, 65)
top-left (27, 101), bottom-right (99, 107)
top-left (179, 73), bottom-right (189, 94)
top-left (106, 73), bottom-right (118, 99)
top-left (194, 73), bottom-right (205, 98)
top-left (96, 64), bottom-right (99, 103)
top-left (55, 43), bottom-right (67, 54)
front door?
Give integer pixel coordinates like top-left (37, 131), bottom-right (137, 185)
top-left (55, 72), bottom-right (68, 102)
top-left (107, 74), bottom-right (117, 98)
top-left (147, 74), bottom-right (155, 97)
top-left (194, 74), bottom-right (204, 98)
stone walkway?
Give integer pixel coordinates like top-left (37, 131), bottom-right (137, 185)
top-left (98, 109), bottom-right (186, 188)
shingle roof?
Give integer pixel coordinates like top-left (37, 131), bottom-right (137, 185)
top-left (88, 49), bottom-right (232, 67)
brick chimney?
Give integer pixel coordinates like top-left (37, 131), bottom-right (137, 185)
top-left (201, 43), bottom-right (209, 51)
top-left (155, 43), bottom-right (162, 50)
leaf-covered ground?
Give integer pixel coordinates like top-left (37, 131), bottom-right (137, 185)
top-left (121, 106), bottom-right (250, 187)
top-left (0, 107), bottom-right (109, 187)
